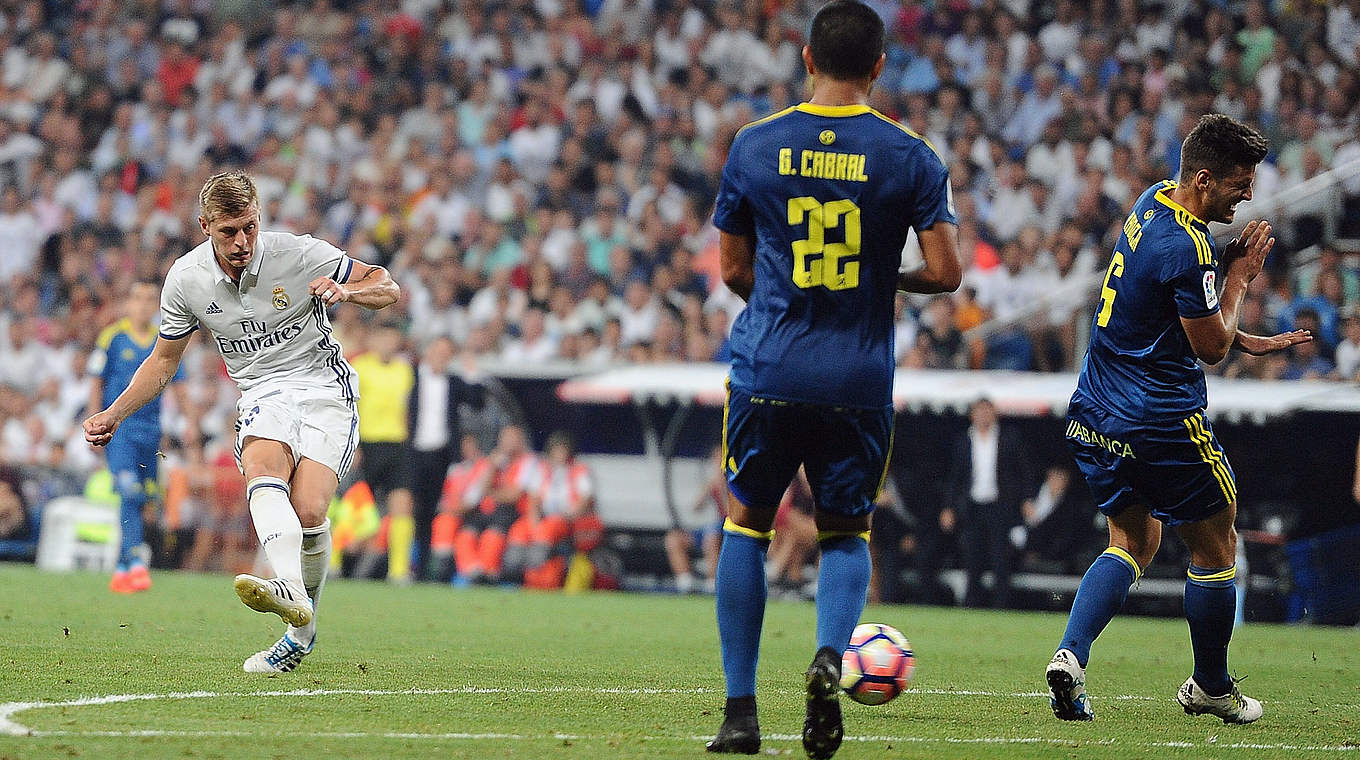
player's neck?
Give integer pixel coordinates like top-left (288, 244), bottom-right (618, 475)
top-left (1166, 183), bottom-right (1208, 222)
top-left (807, 77), bottom-right (872, 109)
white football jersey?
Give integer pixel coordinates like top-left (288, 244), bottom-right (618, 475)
top-left (159, 231), bottom-right (359, 401)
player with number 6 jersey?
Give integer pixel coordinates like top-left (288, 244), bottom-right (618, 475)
top-left (706, 3), bottom-right (960, 756)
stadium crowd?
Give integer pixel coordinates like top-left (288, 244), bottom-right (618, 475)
top-left (0, 0), bottom-right (1357, 591)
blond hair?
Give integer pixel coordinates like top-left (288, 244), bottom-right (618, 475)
top-left (199, 170), bottom-right (258, 223)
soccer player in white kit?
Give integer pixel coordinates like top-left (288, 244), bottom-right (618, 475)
top-left (83, 170), bottom-right (400, 672)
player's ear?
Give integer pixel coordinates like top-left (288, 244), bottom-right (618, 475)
top-left (871, 53), bottom-right (885, 83)
top-left (802, 45), bottom-right (815, 77)
top-left (1195, 169), bottom-right (1213, 191)
top-left (199, 215), bottom-right (209, 237)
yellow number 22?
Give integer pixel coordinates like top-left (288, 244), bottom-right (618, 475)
top-left (788, 197), bottom-right (860, 291)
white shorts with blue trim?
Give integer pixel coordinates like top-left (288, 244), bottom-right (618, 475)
top-left (234, 386), bottom-right (359, 478)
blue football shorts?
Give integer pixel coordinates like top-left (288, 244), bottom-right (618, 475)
top-left (1066, 392), bottom-right (1237, 526)
top-left (722, 383), bottom-right (893, 517)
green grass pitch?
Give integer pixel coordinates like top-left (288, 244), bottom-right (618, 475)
top-left (0, 563), bottom-right (1356, 759)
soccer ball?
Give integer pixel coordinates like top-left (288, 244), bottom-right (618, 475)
top-left (840, 623), bottom-right (914, 705)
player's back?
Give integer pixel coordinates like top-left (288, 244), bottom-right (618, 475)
top-left (714, 104), bottom-right (954, 409)
top-left (1076, 181), bottom-right (1220, 421)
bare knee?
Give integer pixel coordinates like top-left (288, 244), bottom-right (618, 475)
top-left (813, 510), bottom-right (871, 536)
top-left (726, 498), bottom-right (776, 534)
top-left (290, 492), bottom-right (329, 528)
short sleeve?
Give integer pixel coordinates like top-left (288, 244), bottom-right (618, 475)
top-left (711, 135), bottom-right (754, 236)
top-left (910, 144), bottom-right (958, 231)
top-left (1163, 233), bottom-right (1219, 319)
top-left (159, 269), bottom-right (200, 340)
top-left (299, 234), bottom-right (356, 283)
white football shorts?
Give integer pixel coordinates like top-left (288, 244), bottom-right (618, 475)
top-left (233, 386), bottom-right (359, 478)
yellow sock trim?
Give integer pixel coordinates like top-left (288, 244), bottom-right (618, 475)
top-left (1187, 565), bottom-right (1236, 583)
top-left (387, 515), bottom-right (415, 580)
top-left (817, 530), bottom-right (871, 543)
top-left (1102, 546), bottom-right (1142, 581)
top-left (723, 517), bottom-right (773, 541)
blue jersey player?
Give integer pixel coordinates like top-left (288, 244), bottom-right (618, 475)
top-left (1047, 115), bottom-right (1311, 725)
top-left (706, 3), bottom-right (960, 756)
top-left (87, 280), bottom-right (185, 593)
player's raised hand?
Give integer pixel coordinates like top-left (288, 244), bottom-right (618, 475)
top-left (309, 276), bottom-right (349, 306)
top-left (82, 410), bottom-right (119, 447)
top-left (1236, 329), bottom-right (1313, 356)
top-left (1223, 219), bottom-right (1273, 284)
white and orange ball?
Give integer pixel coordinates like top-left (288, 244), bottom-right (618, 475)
top-left (839, 623), bottom-right (915, 705)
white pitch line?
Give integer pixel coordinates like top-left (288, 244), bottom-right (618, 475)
top-left (13, 728), bottom-right (1360, 753)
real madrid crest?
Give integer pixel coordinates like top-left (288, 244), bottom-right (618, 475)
top-left (272, 286), bottom-right (290, 310)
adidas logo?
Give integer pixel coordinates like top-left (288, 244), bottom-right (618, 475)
top-left (206, 301), bottom-right (223, 315)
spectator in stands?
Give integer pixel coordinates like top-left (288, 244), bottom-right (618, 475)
top-left (1334, 313), bottom-right (1360, 381)
top-left (766, 469), bottom-right (817, 601)
top-left (430, 433), bottom-right (496, 584)
top-left (454, 423), bottom-right (538, 586)
top-left (505, 430), bottom-right (601, 589)
top-left (944, 398), bottom-right (1033, 608)
top-left (666, 444), bottom-right (726, 595)
top-left (404, 336), bottom-right (478, 580)
top-left (1011, 465), bottom-right (1097, 574)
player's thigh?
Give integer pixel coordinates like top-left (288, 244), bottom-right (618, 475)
top-left (1066, 398), bottom-right (1142, 523)
top-left (290, 457), bottom-right (340, 528)
top-left (803, 404), bottom-right (893, 534)
top-left (723, 386), bottom-right (801, 529)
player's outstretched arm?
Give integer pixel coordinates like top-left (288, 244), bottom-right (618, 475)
top-left (720, 231), bottom-right (755, 302)
top-left (1181, 220), bottom-right (1274, 365)
top-left (83, 333), bottom-right (193, 447)
top-left (898, 222), bottom-right (962, 294)
top-left (310, 260), bottom-right (400, 310)
top-left (1232, 328), bottom-right (1312, 356)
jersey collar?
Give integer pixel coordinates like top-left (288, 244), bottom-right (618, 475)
top-left (795, 102), bottom-right (871, 117)
top-left (1153, 183), bottom-right (1206, 226)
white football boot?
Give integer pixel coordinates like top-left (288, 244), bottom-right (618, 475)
top-left (244, 632), bottom-right (314, 673)
top-left (1177, 677), bottom-right (1263, 724)
top-left (1046, 649), bottom-right (1095, 721)
top-left (233, 574), bottom-right (313, 628)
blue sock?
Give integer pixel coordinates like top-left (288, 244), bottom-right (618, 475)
top-left (118, 491), bottom-right (147, 570)
top-left (1058, 548), bottom-right (1140, 666)
top-left (715, 519), bottom-right (771, 699)
top-left (816, 534), bottom-right (870, 654)
top-left (1185, 564), bottom-right (1237, 696)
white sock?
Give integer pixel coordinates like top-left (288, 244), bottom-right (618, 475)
top-left (291, 519), bottom-right (331, 646)
top-left (247, 476), bottom-right (304, 590)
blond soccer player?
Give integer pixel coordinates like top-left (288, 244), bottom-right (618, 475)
top-left (84, 170), bottom-right (399, 672)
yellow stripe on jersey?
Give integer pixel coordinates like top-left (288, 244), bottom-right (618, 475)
top-left (1188, 413), bottom-right (1236, 502)
top-left (868, 108), bottom-right (945, 162)
top-left (796, 103), bottom-right (872, 118)
top-left (734, 106), bottom-right (798, 137)
top-left (95, 320), bottom-right (124, 350)
top-left (724, 517), bottom-right (774, 541)
top-left (1183, 414), bottom-right (1236, 503)
top-left (721, 379), bottom-right (733, 475)
top-left (874, 424), bottom-right (896, 500)
top-left (1187, 565), bottom-right (1237, 583)
top-left (1173, 209), bottom-right (1213, 266)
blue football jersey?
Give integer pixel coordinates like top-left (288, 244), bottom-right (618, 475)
top-left (88, 319), bottom-right (184, 432)
top-left (1076, 181), bottom-right (1221, 421)
top-left (712, 103), bottom-right (956, 409)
